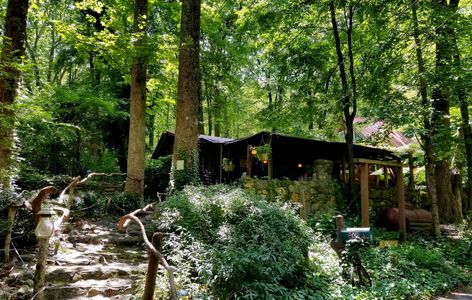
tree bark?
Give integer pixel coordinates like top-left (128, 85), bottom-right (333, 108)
top-left (329, 1), bottom-right (356, 209)
top-left (124, 0), bottom-right (148, 197)
top-left (172, 0), bottom-right (201, 189)
top-left (449, 0), bottom-right (471, 213)
top-left (431, 0), bottom-right (458, 223)
top-left (459, 86), bottom-right (472, 212)
top-left (0, 0), bottom-right (30, 189)
top-left (411, 0), bottom-right (440, 236)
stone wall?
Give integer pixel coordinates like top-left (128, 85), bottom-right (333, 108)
top-left (242, 160), bottom-right (337, 217)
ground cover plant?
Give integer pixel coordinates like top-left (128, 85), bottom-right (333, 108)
top-left (143, 185), bottom-right (471, 300)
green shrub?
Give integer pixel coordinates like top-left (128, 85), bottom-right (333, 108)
top-left (144, 155), bottom-right (172, 198)
top-left (154, 185), bottom-right (324, 299)
top-left (74, 191), bottom-right (143, 218)
top-left (15, 165), bottom-right (72, 190)
top-left (80, 149), bottom-right (121, 173)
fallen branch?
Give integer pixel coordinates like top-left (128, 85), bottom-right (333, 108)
top-left (118, 214), bottom-right (177, 300)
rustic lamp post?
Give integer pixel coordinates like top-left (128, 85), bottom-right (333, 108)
top-left (33, 203), bottom-right (55, 300)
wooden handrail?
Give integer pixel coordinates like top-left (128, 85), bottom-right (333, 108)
top-left (118, 212), bottom-right (177, 300)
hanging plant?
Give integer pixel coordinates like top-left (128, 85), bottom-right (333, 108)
top-left (255, 144), bottom-right (272, 161)
top-left (222, 158), bottom-right (235, 172)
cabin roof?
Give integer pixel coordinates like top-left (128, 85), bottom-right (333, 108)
top-left (152, 130), bottom-right (399, 162)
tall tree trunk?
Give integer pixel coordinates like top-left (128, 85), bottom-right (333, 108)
top-left (459, 86), bottom-right (472, 212)
top-left (47, 27), bottom-right (56, 83)
top-left (449, 0), bottom-right (471, 213)
top-left (124, 0), bottom-right (148, 197)
top-left (214, 91), bottom-right (222, 137)
top-left (431, 0), bottom-right (457, 223)
top-left (172, 0), bottom-right (201, 190)
top-left (330, 1), bottom-right (356, 209)
top-left (411, 0), bottom-right (440, 236)
top-left (0, 0), bottom-right (30, 189)
top-left (147, 112), bottom-right (155, 152)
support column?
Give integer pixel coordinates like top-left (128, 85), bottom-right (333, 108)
top-left (219, 144), bottom-right (223, 183)
top-left (341, 155), bottom-right (347, 182)
top-left (397, 166), bottom-right (406, 242)
top-left (246, 145), bottom-right (252, 178)
top-left (360, 163), bottom-right (369, 227)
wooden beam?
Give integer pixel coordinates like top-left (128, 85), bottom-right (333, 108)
top-left (397, 166), bottom-right (406, 242)
top-left (360, 163), bottom-right (369, 227)
top-left (353, 158), bottom-right (405, 168)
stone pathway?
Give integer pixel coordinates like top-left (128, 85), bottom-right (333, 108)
top-left (0, 217), bottom-right (150, 299)
top-left (434, 287), bottom-right (472, 300)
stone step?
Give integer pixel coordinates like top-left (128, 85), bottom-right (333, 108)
top-left (46, 262), bottom-right (147, 282)
top-left (43, 277), bottom-right (135, 299)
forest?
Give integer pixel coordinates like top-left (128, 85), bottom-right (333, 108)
top-left (0, 0), bottom-right (471, 299)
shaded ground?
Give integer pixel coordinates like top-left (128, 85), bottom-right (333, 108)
top-left (0, 217), bottom-right (150, 299)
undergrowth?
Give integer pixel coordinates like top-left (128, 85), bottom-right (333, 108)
top-left (137, 185), bottom-right (471, 300)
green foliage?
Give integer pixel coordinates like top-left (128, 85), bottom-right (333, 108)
top-left (146, 186), bottom-right (472, 299)
top-left (74, 191), bottom-right (144, 218)
top-left (306, 212), bottom-right (336, 237)
top-left (254, 144), bottom-right (272, 158)
top-left (154, 185), bottom-right (323, 299)
top-left (15, 165), bottom-right (72, 191)
top-left (144, 155), bottom-right (172, 198)
top-left (352, 238), bottom-right (472, 299)
top-left (16, 85), bottom-right (125, 177)
top-left (80, 149), bottom-right (121, 173)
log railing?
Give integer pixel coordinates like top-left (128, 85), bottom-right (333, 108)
top-left (118, 204), bottom-right (177, 300)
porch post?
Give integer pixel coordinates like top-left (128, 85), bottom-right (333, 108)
top-left (360, 163), bottom-right (369, 227)
top-left (397, 166), bottom-right (406, 242)
top-left (219, 144), bottom-right (223, 183)
top-left (246, 145), bottom-right (252, 178)
top-left (341, 155), bottom-right (347, 182)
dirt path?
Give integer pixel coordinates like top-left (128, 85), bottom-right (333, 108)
top-left (1, 218), bottom-right (150, 299)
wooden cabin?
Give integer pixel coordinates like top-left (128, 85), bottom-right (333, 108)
top-left (152, 131), bottom-right (407, 240)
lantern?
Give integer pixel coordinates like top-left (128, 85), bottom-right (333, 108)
top-left (35, 204), bottom-right (55, 238)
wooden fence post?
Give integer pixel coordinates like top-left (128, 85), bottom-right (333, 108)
top-left (33, 237), bottom-right (50, 300)
top-left (397, 166), bottom-right (406, 242)
top-left (360, 163), bottom-right (370, 227)
top-left (3, 206), bottom-right (18, 262)
top-left (143, 232), bottom-right (163, 300)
